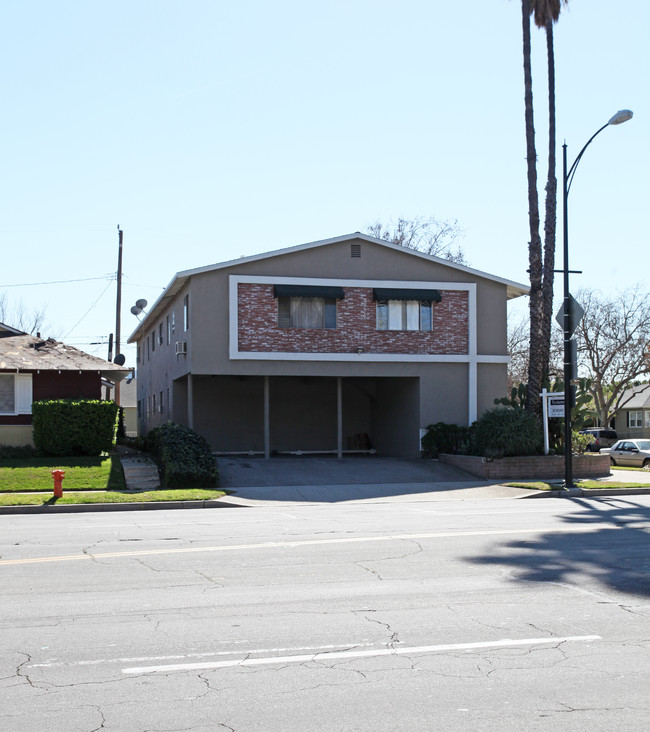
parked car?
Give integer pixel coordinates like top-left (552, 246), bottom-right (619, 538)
top-left (579, 428), bottom-right (618, 452)
top-left (601, 439), bottom-right (650, 467)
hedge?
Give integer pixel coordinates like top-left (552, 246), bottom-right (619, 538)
top-left (32, 399), bottom-right (120, 456)
top-left (145, 423), bottom-right (218, 489)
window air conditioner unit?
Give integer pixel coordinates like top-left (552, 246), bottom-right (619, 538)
top-left (175, 341), bottom-right (187, 355)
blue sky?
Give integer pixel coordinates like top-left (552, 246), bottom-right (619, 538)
top-left (1, 0), bottom-right (647, 365)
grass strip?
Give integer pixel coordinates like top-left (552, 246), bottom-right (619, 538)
top-left (0, 489), bottom-right (226, 507)
top-left (506, 480), bottom-right (650, 491)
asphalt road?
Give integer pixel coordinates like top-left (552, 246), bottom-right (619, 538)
top-left (2, 496), bottom-right (650, 731)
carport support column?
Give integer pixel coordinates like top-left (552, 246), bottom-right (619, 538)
top-left (337, 377), bottom-right (343, 459)
top-left (187, 374), bottom-right (194, 429)
top-left (264, 375), bottom-right (270, 460)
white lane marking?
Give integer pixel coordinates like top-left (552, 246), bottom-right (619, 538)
top-left (123, 635), bottom-right (601, 674)
top-left (29, 643), bottom-right (372, 669)
top-left (0, 525), bottom-right (628, 565)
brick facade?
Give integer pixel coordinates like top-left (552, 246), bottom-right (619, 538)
top-left (237, 284), bottom-right (469, 355)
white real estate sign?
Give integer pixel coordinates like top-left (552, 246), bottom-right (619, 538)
top-left (548, 395), bottom-right (565, 418)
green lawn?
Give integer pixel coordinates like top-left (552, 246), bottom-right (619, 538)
top-left (0, 455), bottom-right (226, 506)
top-left (0, 456), bottom-right (126, 492)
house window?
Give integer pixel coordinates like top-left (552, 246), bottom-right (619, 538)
top-left (159, 323), bottom-right (163, 345)
top-left (278, 297), bottom-right (337, 329)
top-left (166, 315), bottom-right (171, 345)
top-left (152, 393), bottom-right (156, 414)
top-left (184, 295), bottom-right (189, 332)
top-left (151, 331), bottom-right (155, 353)
top-left (136, 343), bottom-right (141, 365)
top-left (646, 411), bottom-right (650, 428)
top-left (376, 300), bottom-right (433, 331)
top-left (146, 338), bottom-right (150, 361)
top-left (137, 399), bottom-right (142, 418)
top-left (629, 411), bottom-right (644, 428)
top-left (159, 390), bottom-right (163, 413)
top-left (167, 387), bottom-right (171, 416)
top-left (172, 311), bottom-right (176, 335)
top-left (0, 374), bottom-right (15, 414)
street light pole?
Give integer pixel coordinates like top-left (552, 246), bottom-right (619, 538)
top-left (561, 109), bottom-right (633, 488)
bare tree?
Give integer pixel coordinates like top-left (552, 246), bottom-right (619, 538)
top-left (507, 314), bottom-right (531, 390)
top-left (575, 287), bottom-right (650, 426)
top-left (365, 216), bottom-right (467, 265)
top-left (0, 293), bottom-right (47, 335)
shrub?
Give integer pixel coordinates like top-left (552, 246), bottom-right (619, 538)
top-left (32, 399), bottom-right (119, 456)
top-left (470, 407), bottom-right (543, 458)
top-left (571, 430), bottom-right (593, 455)
top-left (421, 422), bottom-right (471, 457)
top-left (145, 423), bottom-right (218, 488)
top-left (0, 444), bottom-right (41, 459)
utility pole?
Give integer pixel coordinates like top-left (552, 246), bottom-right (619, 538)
top-left (115, 226), bottom-right (123, 406)
top-left (106, 333), bottom-right (114, 400)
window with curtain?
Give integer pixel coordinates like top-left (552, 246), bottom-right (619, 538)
top-left (278, 297), bottom-right (337, 329)
top-left (376, 300), bottom-right (433, 331)
top-left (0, 374), bottom-right (15, 414)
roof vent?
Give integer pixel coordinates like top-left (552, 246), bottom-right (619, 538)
top-left (351, 243), bottom-right (361, 258)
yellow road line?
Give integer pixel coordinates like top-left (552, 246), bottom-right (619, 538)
top-left (0, 524), bottom-right (612, 566)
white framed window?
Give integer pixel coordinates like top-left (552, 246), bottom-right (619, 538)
top-left (184, 295), bottom-right (189, 332)
top-left (0, 374), bottom-right (32, 415)
top-left (278, 297), bottom-right (337, 329)
top-left (646, 411), bottom-right (650, 428)
top-left (629, 411), bottom-right (644, 428)
top-left (166, 315), bottom-right (171, 345)
top-left (376, 300), bottom-right (433, 331)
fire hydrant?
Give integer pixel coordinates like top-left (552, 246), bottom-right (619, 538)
top-left (51, 469), bottom-right (65, 498)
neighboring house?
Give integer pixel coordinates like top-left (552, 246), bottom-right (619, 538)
top-left (127, 233), bottom-right (528, 458)
top-left (0, 325), bottom-right (130, 446)
top-left (612, 384), bottom-right (650, 439)
top-left (103, 374), bottom-right (138, 437)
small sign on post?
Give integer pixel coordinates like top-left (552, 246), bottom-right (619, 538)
top-left (540, 389), bottom-right (565, 454)
top-left (548, 395), bottom-right (565, 418)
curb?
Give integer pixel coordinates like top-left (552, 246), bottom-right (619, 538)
top-left (524, 487), bottom-right (650, 498)
top-left (0, 498), bottom-right (243, 515)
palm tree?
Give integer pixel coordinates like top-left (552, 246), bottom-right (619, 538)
top-left (521, 0), bottom-right (544, 415)
top-left (521, 0), bottom-right (567, 416)
top-left (533, 0), bottom-right (567, 397)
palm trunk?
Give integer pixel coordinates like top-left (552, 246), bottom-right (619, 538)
top-left (540, 19), bottom-right (557, 389)
top-left (522, 0), bottom-right (544, 416)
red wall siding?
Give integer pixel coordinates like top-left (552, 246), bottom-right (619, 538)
top-left (0, 371), bottom-right (102, 426)
top-left (238, 284), bottom-right (469, 355)
top-left (33, 372), bottom-right (102, 401)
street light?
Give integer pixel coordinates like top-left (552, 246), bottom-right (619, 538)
top-left (562, 109), bottom-right (633, 488)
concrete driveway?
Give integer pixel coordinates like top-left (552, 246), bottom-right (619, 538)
top-left (217, 455), bottom-right (537, 504)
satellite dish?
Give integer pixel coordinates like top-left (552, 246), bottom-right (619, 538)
top-left (114, 354), bottom-right (126, 366)
top-left (135, 299), bottom-right (148, 310)
top-left (130, 305), bottom-right (141, 316)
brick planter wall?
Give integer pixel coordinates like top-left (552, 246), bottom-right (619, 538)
top-left (440, 453), bottom-right (611, 480)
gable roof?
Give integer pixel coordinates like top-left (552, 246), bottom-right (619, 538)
top-left (128, 232), bottom-right (529, 342)
top-left (0, 334), bottom-right (130, 380)
top-left (616, 384), bottom-right (650, 411)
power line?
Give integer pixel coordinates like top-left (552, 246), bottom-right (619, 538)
top-left (0, 274), bottom-right (115, 288)
top-left (62, 279), bottom-right (114, 341)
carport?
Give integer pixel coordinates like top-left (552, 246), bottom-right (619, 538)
top-left (176, 374), bottom-right (421, 458)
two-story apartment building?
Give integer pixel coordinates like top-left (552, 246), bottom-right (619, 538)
top-left (128, 233), bottom-right (528, 458)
